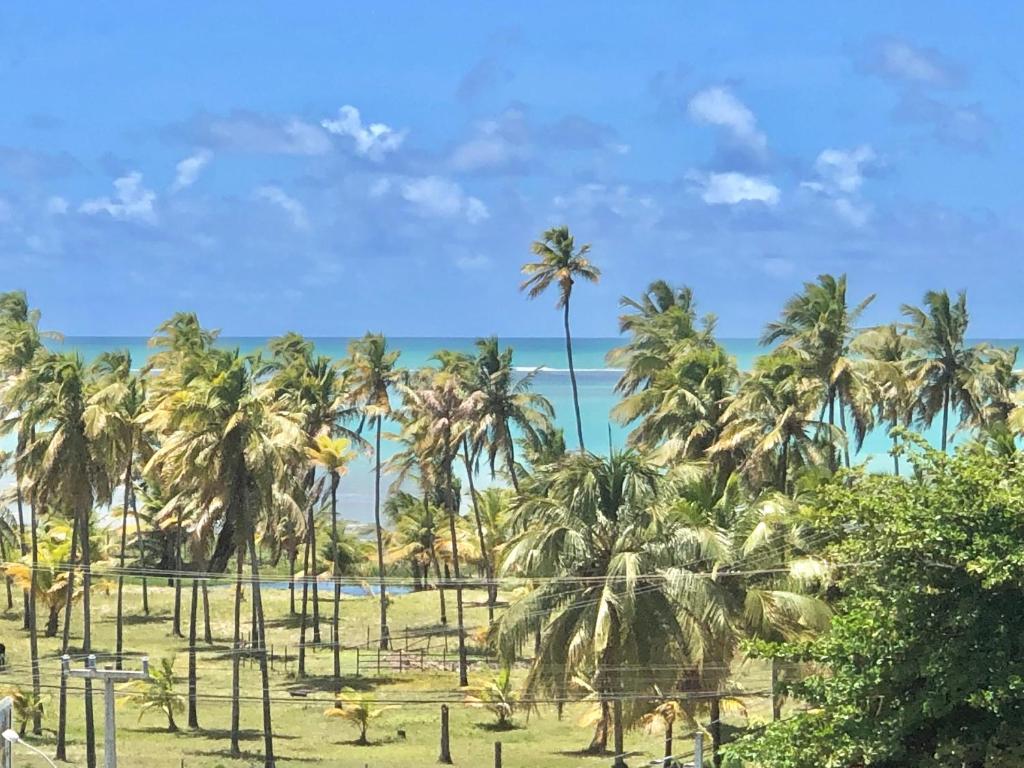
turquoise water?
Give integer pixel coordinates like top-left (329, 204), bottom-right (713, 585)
top-left (7, 336), bottom-right (1019, 522)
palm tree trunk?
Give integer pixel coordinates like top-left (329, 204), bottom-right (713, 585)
top-left (288, 548), bottom-right (297, 615)
top-left (55, 510), bottom-right (80, 761)
top-left (330, 472), bottom-right (342, 680)
top-left (445, 463), bottom-right (468, 687)
top-left (202, 581), bottom-right (213, 643)
top-left (562, 297), bottom-right (586, 452)
top-left (425, 495), bottom-right (447, 625)
top-left (298, 515), bottom-right (311, 678)
top-left (838, 397), bottom-right (851, 468)
top-left (373, 417), bottom-right (390, 649)
top-left (229, 542), bottom-right (245, 758)
top-left (777, 438), bottom-right (789, 493)
top-left (612, 699), bottom-right (626, 768)
top-left (188, 577), bottom-right (200, 729)
top-left (115, 448), bottom-right (132, 670)
top-left (827, 388), bottom-right (836, 471)
top-left (587, 701), bottom-right (609, 753)
top-left (81, 502), bottom-right (96, 768)
top-left (248, 534), bottom-right (276, 768)
top-left (172, 511), bottom-right (184, 637)
top-left (132, 489), bottom-right (149, 614)
top-left (306, 477), bottom-right (322, 644)
top-left (0, 535), bottom-right (12, 609)
top-left (663, 719), bottom-right (673, 768)
top-left (28, 502), bottom-right (41, 736)
top-left (15, 470), bottom-right (29, 629)
top-left (891, 425), bottom-right (900, 476)
top-left (462, 439), bottom-right (495, 623)
top-left (710, 697), bottom-right (722, 768)
top-left (941, 383), bottom-right (950, 452)
top-left (505, 441), bottom-right (521, 493)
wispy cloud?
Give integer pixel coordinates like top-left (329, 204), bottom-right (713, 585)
top-left (171, 149), bottom-right (212, 191)
top-left (254, 185), bottom-right (309, 230)
top-left (862, 38), bottom-right (964, 88)
top-left (321, 106), bottom-right (406, 160)
top-left (176, 111), bottom-right (331, 155)
top-left (400, 176), bottom-right (489, 223)
top-left (80, 172), bottom-right (157, 223)
top-left (688, 86), bottom-right (767, 154)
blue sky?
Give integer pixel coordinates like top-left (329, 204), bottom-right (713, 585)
top-left (3, 3), bottom-right (1024, 337)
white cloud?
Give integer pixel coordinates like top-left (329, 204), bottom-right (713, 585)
top-left (254, 185), bottom-right (309, 231)
top-left (369, 177), bottom-right (392, 198)
top-left (691, 171), bottom-right (780, 206)
top-left (199, 114), bottom-right (331, 155)
top-left (810, 145), bottom-right (876, 194)
top-left (800, 145), bottom-right (876, 227)
top-left (80, 172), bottom-right (157, 223)
top-left (870, 39), bottom-right (961, 87)
top-left (833, 198), bottom-right (871, 228)
top-left (688, 86), bottom-right (767, 152)
top-left (400, 176), bottom-right (489, 223)
top-left (553, 183), bottom-right (661, 226)
top-left (172, 150), bottom-right (212, 191)
top-left (321, 105), bottom-right (406, 160)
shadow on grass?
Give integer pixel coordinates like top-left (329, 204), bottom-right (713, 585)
top-left (285, 674), bottom-right (391, 694)
top-left (475, 721), bottom-right (523, 732)
top-left (99, 613), bottom-right (170, 626)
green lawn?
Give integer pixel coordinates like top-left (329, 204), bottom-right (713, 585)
top-left (0, 582), bottom-right (769, 767)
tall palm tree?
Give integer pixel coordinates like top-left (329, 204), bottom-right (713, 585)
top-left (85, 350), bottom-right (148, 668)
top-left (471, 337), bottom-right (554, 492)
top-left (711, 352), bottom-right (834, 494)
top-left (21, 352), bottom-right (111, 768)
top-left (345, 333), bottom-right (401, 649)
top-left (762, 274), bottom-right (874, 470)
top-left (495, 451), bottom-right (681, 765)
top-left (144, 342), bottom-right (301, 768)
top-left (521, 226), bottom-right (601, 451)
top-left (306, 434), bottom-right (356, 679)
top-left (266, 335), bottom-right (364, 660)
top-left (851, 324), bottom-right (919, 474)
top-left (901, 290), bottom-right (992, 451)
top-left (399, 369), bottom-right (483, 686)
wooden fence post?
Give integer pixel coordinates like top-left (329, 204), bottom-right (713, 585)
top-left (494, 740), bottom-right (502, 768)
top-left (438, 705), bottom-right (453, 764)
top-left (355, 648), bottom-right (360, 677)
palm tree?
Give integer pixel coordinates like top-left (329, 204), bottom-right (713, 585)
top-left (4, 520), bottom-right (78, 637)
top-left (323, 689), bottom-right (397, 745)
top-left (762, 274), bottom-right (874, 469)
top-left (494, 451), bottom-right (691, 765)
top-left (465, 664), bottom-right (519, 729)
top-left (521, 226), bottom-right (601, 451)
top-left (609, 284), bottom-right (738, 467)
top-left (306, 434), bottom-right (356, 679)
top-left (124, 657), bottom-right (185, 732)
top-left (85, 350), bottom-right (148, 668)
top-left (851, 324), bottom-right (919, 474)
top-left (144, 342), bottom-right (302, 768)
top-left (711, 352), bottom-right (834, 494)
top-left (20, 352), bottom-right (111, 767)
top-left (345, 333), bottom-right (401, 649)
top-left (901, 290), bottom-right (992, 451)
top-left (471, 337), bottom-right (554, 492)
top-left (2, 686), bottom-right (46, 737)
top-left (399, 369), bottom-right (483, 686)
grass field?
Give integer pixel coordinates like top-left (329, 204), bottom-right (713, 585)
top-left (0, 581), bottom-right (769, 767)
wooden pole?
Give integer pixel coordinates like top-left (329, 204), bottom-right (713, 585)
top-left (494, 741), bottom-right (502, 768)
top-left (438, 705), bottom-right (453, 764)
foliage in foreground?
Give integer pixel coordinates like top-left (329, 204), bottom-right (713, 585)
top-left (730, 447), bottom-right (1024, 768)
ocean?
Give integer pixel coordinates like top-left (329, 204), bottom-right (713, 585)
top-left (5, 336), bottom-right (1018, 522)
